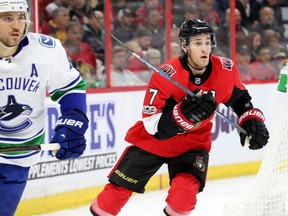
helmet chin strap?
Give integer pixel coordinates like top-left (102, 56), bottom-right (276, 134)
top-left (0, 41), bottom-right (17, 50)
top-left (0, 40), bottom-right (18, 61)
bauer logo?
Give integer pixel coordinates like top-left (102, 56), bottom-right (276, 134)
top-left (56, 119), bottom-right (83, 128)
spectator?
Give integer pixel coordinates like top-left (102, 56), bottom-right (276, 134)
top-left (236, 43), bottom-right (253, 82)
top-left (82, 9), bottom-right (105, 55)
top-left (134, 27), bottom-right (152, 55)
top-left (39, 0), bottom-right (54, 23)
top-left (172, 0), bottom-right (199, 27)
top-left (199, 0), bottom-right (221, 32)
top-left (262, 29), bottom-right (287, 60)
top-left (162, 41), bottom-right (182, 61)
top-left (112, 0), bottom-right (127, 17)
top-left (183, 5), bottom-right (200, 21)
top-left (44, 0), bottom-right (71, 22)
top-left (125, 40), bottom-right (147, 73)
top-left (250, 6), bottom-right (285, 42)
top-left (41, 6), bottom-right (70, 44)
top-left (172, 5), bottom-right (200, 28)
top-left (214, 0), bottom-right (229, 23)
top-left (171, 26), bottom-right (180, 43)
top-left (135, 0), bottom-right (165, 28)
top-left (132, 48), bottom-right (162, 83)
top-left (111, 46), bottom-right (147, 86)
top-left (113, 8), bottom-right (137, 43)
top-left (173, 0), bottom-right (198, 7)
top-left (95, 55), bottom-right (106, 88)
top-left (143, 7), bottom-right (165, 51)
top-left (64, 21), bottom-right (97, 88)
top-left (146, 48), bottom-right (161, 67)
top-left (213, 47), bottom-right (227, 57)
top-left (216, 7), bottom-right (249, 56)
top-left (247, 31), bottom-right (262, 63)
top-left (89, 0), bottom-right (100, 9)
top-left (252, 0), bottom-right (285, 35)
top-left (249, 44), bottom-right (278, 81)
top-left (262, 29), bottom-right (287, 72)
top-left (265, 0), bottom-right (284, 28)
top-left (236, 0), bottom-right (253, 28)
top-left (171, 42), bottom-right (182, 59)
top-left (69, 0), bottom-right (90, 24)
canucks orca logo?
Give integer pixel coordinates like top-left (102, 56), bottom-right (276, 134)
top-left (0, 95), bottom-right (33, 133)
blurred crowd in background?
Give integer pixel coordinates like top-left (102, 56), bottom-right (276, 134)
top-left (37, 0), bottom-right (288, 88)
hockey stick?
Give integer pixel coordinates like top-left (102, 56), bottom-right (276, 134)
top-left (0, 143), bottom-right (60, 153)
top-left (88, 4), bottom-right (247, 135)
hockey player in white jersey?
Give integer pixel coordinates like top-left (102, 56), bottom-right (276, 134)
top-left (0, 1), bottom-right (89, 215)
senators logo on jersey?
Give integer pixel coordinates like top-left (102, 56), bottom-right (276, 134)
top-left (159, 64), bottom-right (176, 77)
top-left (193, 156), bottom-right (206, 172)
top-left (220, 57), bottom-right (233, 71)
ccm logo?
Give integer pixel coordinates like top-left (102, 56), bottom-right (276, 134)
top-left (57, 119), bottom-right (83, 128)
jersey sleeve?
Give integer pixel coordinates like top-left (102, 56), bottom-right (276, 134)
top-left (141, 63), bottom-right (187, 138)
top-left (46, 38), bottom-right (86, 102)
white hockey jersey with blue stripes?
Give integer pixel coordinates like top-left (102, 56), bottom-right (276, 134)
top-left (0, 33), bottom-right (86, 167)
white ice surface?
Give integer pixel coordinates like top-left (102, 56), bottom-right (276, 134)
top-left (35, 175), bottom-right (255, 216)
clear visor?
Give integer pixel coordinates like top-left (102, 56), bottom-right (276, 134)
top-left (0, 11), bottom-right (29, 22)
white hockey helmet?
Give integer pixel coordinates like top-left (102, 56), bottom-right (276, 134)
top-left (0, 0), bottom-right (30, 40)
top-left (0, 0), bottom-right (29, 13)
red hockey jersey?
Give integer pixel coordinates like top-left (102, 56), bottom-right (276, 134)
top-left (125, 55), bottom-right (247, 157)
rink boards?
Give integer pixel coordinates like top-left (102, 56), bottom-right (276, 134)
top-left (15, 83), bottom-right (286, 216)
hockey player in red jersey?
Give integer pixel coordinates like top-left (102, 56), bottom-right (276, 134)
top-left (90, 19), bottom-right (269, 216)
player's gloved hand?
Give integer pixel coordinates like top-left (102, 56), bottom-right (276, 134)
top-left (50, 109), bottom-right (89, 159)
top-left (173, 90), bottom-right (217, 131)
top-left (238, 108), bottom-right (269, 150)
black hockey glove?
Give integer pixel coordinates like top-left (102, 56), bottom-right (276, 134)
top-left (173, 90), bottom-right (217, 131)
top-left (50, 109), bottom-right (89, 159)
top-left (238, 109), bottom-right (269, 150)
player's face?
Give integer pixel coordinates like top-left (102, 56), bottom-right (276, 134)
top-left (0, 12), bottom-right (26, 48)
top-left (185, 34), bottom-right (212, 73)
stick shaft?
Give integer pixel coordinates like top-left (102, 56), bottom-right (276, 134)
top-left (0, 143), bottom-right (60, 153)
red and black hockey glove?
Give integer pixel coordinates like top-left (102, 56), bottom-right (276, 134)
top-left (173, 90), bottom-right (217, 131)
top-left (238, 108), bottom-right (269, 150)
